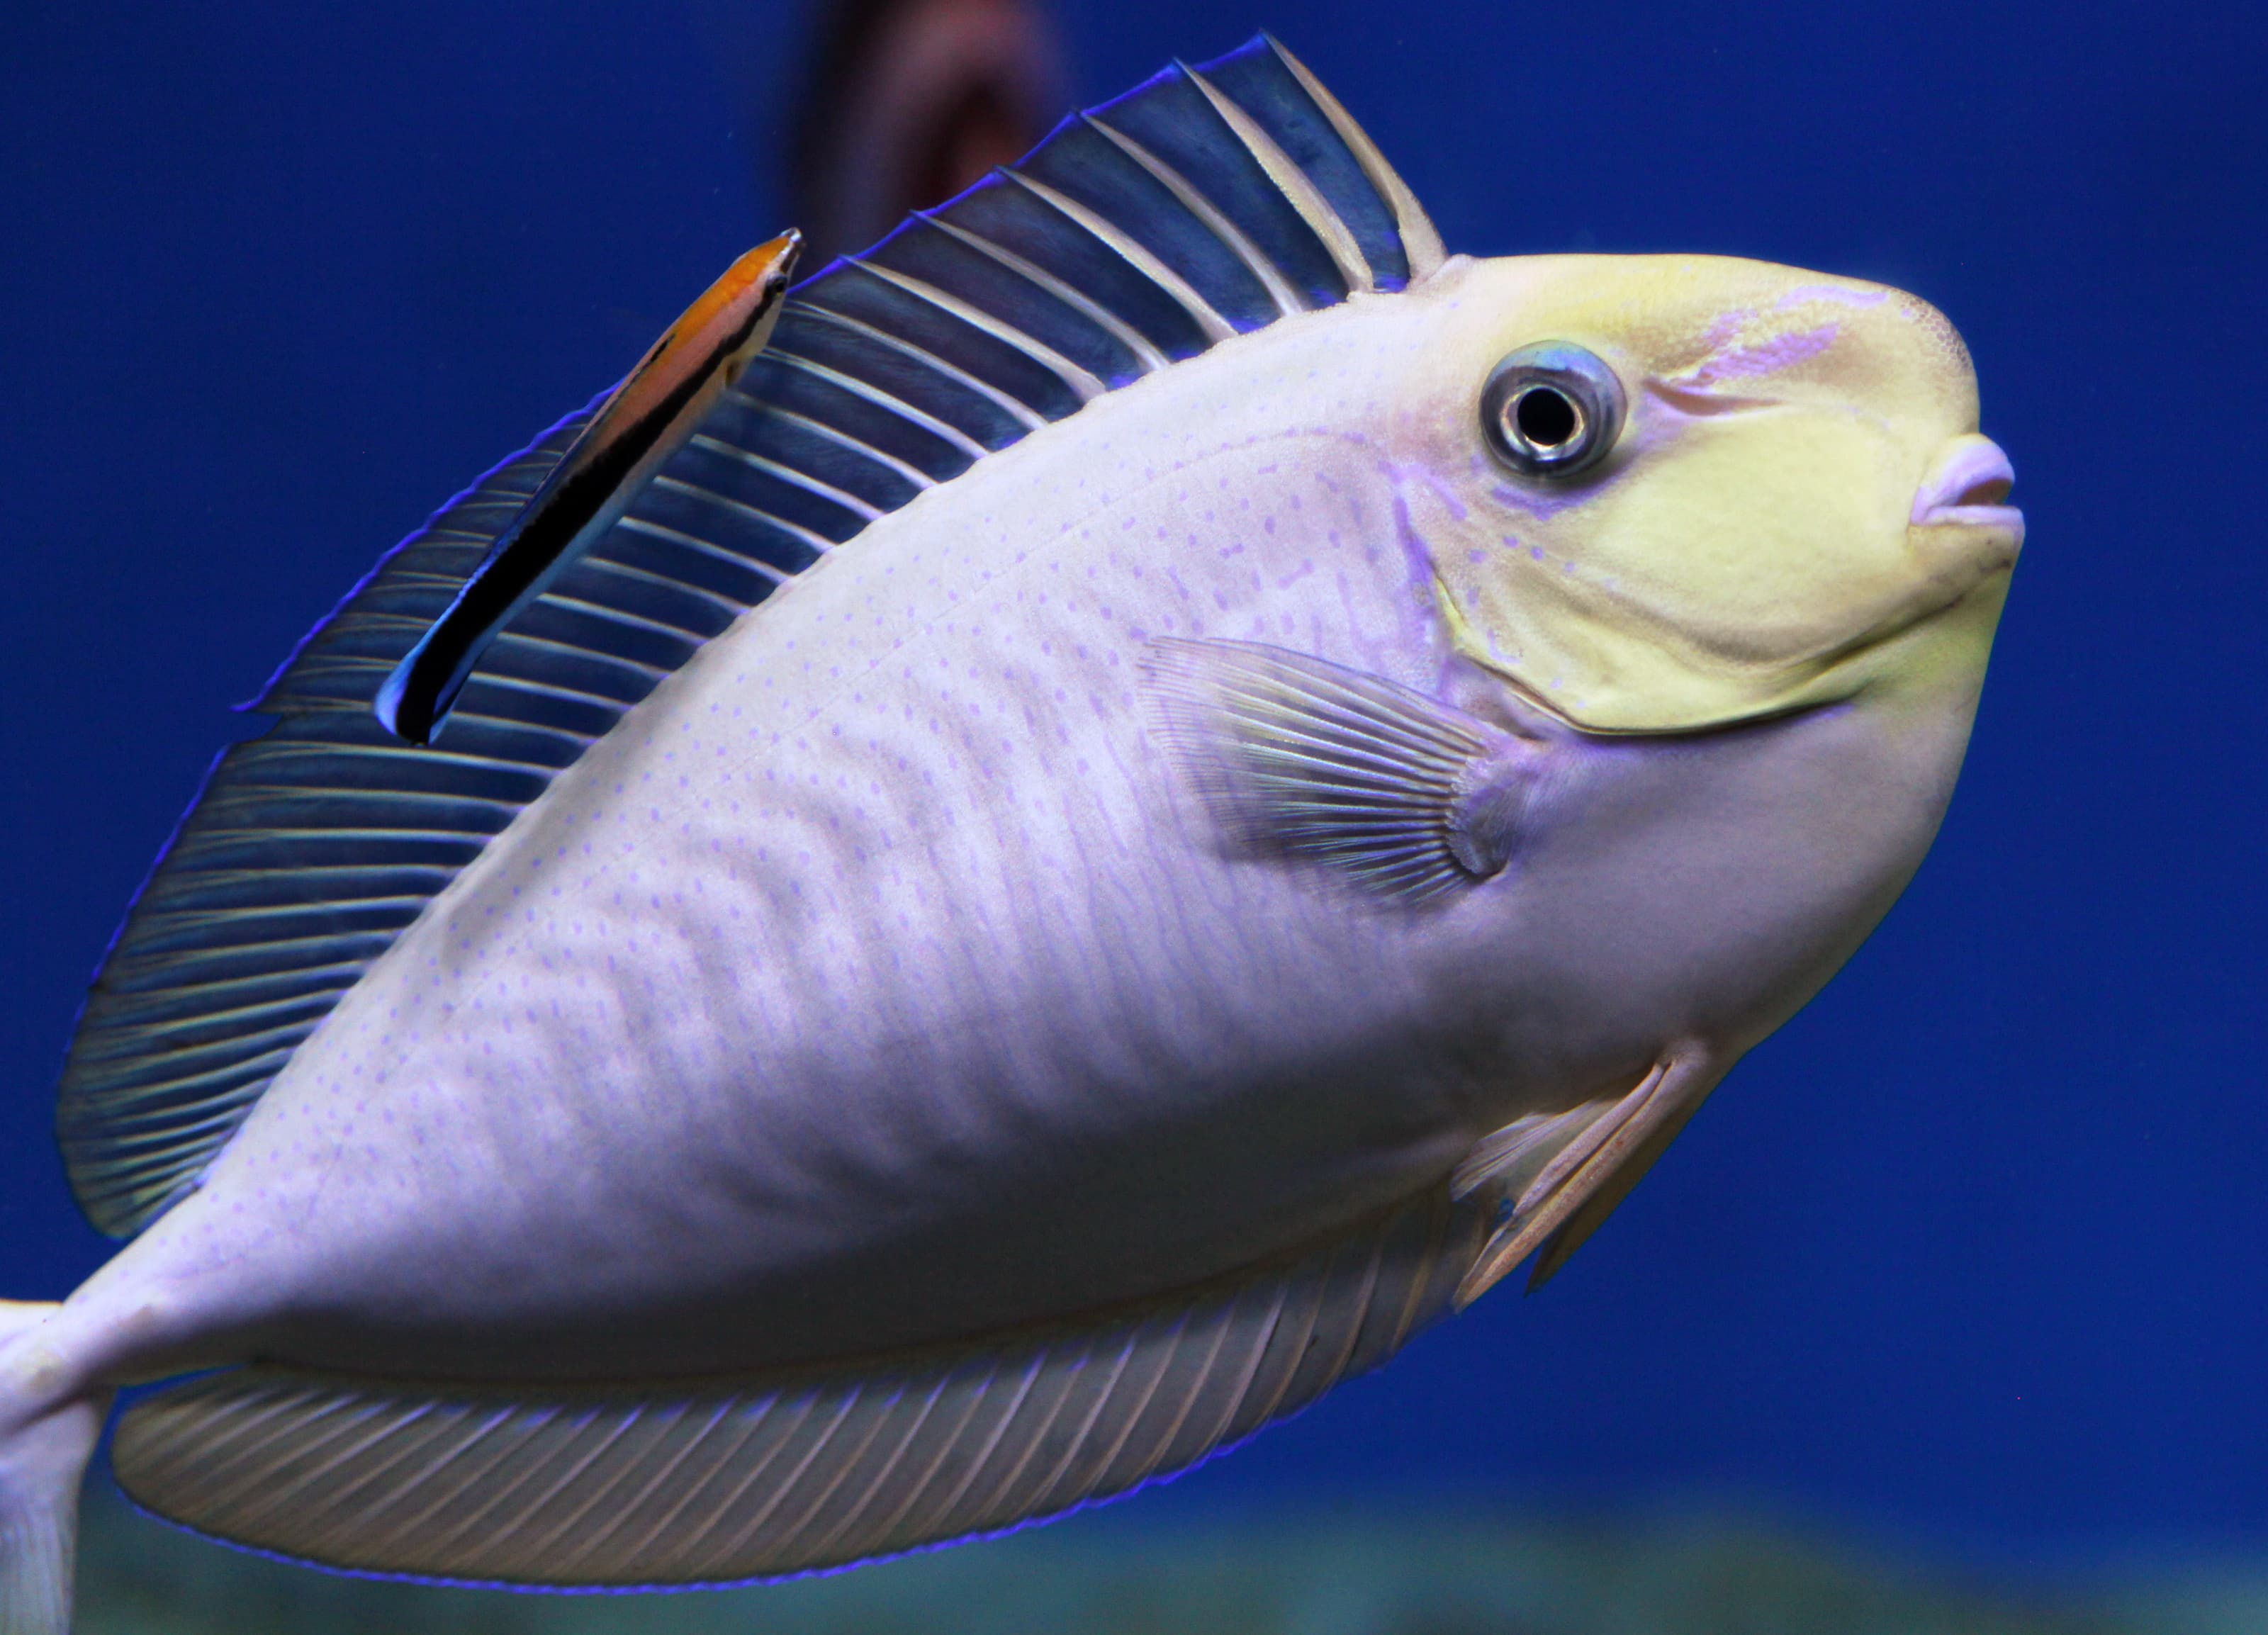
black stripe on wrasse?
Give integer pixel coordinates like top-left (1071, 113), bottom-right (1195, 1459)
top-left (377, 235), bottom-right (801, 744)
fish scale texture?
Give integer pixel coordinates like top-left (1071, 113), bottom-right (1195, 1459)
top-left (112, 1189), bottom-right (1483, 1588)
top-left (54, 34), bottom-right (1439, 1240)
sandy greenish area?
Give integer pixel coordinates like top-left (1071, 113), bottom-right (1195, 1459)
top-left (72, 1483), bottom-right (2264, 1635)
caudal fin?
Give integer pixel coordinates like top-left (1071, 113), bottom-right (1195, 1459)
top-left (0, 1302), bottom-right (104, 1635)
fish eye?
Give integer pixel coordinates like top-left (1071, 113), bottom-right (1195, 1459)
top-left (1479, 343), bottom-right (1626, 480)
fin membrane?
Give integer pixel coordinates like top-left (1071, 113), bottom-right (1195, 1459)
top-left (1450, 1055), bottom-right (1724, 1303)
top-left (56, 35), bottom-right (1442, 1239)
top-left (1145, 638), bottom-right (1531, 902)
top-left (114, 1187), bottom-right (1485, 1588)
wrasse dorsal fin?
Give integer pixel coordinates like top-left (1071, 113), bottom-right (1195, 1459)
top-left (113, 1187), bottom-right (1485, 1589)
top-left (1144, 638), bottom-right (1536, 904)
top-left (57, 35), bottom-right (1439, 1239)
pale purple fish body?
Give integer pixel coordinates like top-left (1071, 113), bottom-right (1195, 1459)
top-left (0, 35), bottom-right (2022, 1629)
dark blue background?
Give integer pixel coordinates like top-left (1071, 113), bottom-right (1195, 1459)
top-left (2, 0), bottom-right (2260, 1569)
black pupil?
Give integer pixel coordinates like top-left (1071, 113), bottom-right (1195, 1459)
top-left (1515, 386), bottom-right (1579, 448)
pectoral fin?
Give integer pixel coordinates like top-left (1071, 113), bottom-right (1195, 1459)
top-left (1143, 637), bottom-right (1538, 902)
top-left (1454, 1052), bottom-right (1724, 1305)
top-left (377, 232), bottom-right (802, 743)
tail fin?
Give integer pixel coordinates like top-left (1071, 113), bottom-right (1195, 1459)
top-left (0, 1303), bottom-right (105, 1635)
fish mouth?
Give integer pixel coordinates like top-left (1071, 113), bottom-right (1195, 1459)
top-left (1911, 433), bottom-right (2024, 541)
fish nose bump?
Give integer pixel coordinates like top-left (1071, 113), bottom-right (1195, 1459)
top-left (1911, 433), bottom-right (2021, 529)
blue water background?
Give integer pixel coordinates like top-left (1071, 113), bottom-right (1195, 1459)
top-left (0, 0), bottom-right (2259, 1574)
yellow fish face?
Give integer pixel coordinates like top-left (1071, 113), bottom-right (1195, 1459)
top-left (1402, 254), bottom-right (2024, 731)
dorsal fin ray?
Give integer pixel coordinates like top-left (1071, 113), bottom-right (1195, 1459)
top-left (55, 34), bottom-right (1440, 1238)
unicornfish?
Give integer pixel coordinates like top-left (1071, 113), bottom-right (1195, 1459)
top-left (0, 35), bottom-right (2022, 1632)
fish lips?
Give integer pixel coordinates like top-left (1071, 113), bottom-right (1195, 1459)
top-left (1910, 433), bottom-right (2025, 558)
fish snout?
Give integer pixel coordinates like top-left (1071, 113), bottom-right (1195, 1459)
top-left (1910, 434), bottom-right (2024, 551)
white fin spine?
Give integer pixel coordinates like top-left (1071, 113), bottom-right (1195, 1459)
top-left (843, 256), bottom-right (1107, 405)
top-left (649, 473), bottom-right (842, 558)
top-left (1449, 1101), bottom-right (1617, 1201)
top-left (765, 347), bottom-right (993, 461)
top-left (994, 168), bottom-right (1240, 344)
top-left (612, 515), bottom-right (800, 583)
top-left (1079, 115), bottom-right (1309, 319)
top-left (717, 392), bottom-right (939, 493)
top-left (793, 298), bottom-right (1050, 432)
top-left (918, 209), bottom-right (1174, 375)
top-left (1263, 37), bottom-right (1447, 281)
top-left (1182, 65), bottom-right (1374, 293)
top-left (687, 434), bottom-right (886, 522)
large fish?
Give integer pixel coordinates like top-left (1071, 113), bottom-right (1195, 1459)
top-left (0, 35), bottom-right (2022, 1631)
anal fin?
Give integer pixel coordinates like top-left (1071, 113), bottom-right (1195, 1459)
top-left (111, 1189), bottom-right (1489, 1589)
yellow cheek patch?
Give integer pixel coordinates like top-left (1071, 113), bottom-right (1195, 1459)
top-left (1396, 255), bottom-right (2005, 731)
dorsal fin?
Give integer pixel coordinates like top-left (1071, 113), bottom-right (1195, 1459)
top-left (55, 34), bottom-right (1442, 1238)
